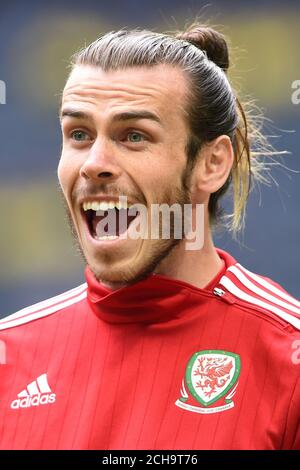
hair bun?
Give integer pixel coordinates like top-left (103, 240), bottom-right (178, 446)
top-left (177, 26), bottom-right (229, 72)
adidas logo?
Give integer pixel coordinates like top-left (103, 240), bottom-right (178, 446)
top-left (10, 373), bottom-right (56, 409)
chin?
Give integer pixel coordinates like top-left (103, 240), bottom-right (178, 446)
top-left (87, 238), bottom-right (181, 287)
top-left (89, 260), bottom-right (148, 286)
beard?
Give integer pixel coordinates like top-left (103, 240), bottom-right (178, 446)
top-left (58, 182), bottom-right (89, 265)
top-left (59, 162), bottom-right (194, 288)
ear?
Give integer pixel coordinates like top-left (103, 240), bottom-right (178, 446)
top-left (192, 135), bottom-right (234, 195)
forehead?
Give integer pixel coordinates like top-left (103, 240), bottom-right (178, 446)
top-left (62, 64), bottom-right (188, 119)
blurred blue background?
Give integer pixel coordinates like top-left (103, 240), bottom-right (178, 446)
top-left (0, 0), bottom-right (299, 317)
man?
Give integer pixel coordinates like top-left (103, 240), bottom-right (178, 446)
top-left (0, 26), bottom-right (299, 450)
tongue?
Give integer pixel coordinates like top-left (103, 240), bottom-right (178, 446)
top-left (93, 209), bottom-right (132, 238)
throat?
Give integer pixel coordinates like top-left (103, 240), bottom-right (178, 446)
top-left (154, 243), bottom-right (225, 290)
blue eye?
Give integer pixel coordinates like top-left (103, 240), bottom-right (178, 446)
top-left (127, 132), bottom-right (144, 143)
top-left (71, 130), bottom-right (89, 141)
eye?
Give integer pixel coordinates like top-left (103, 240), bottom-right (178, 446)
top-left (126, 132), bottom-right (145, 143)
top-left (70, 130), bottom-right (90, 142)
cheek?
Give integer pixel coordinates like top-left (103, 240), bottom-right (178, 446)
top-left (57, 152), bottom-right (78, 200)
top-left (57, 158), bottom-right (68, 197)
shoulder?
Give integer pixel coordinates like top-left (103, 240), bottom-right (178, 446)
top-left (0, 282), bottom-right (87, 331)
top-left (219, 262), bottom-right (300, 331)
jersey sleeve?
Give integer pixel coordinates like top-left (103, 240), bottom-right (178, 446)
top-left (282, 376), bottom-right (300, 450)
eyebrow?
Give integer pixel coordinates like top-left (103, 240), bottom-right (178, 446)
top-left (112, 111), bottom-right (162, 125)
top-left (60, 109), bottom-right (92, 121)
top-left (60, 108), bottom-right (162, 126)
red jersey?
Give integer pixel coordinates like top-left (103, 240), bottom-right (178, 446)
top-left (0, 249), bottom-right (299, 450)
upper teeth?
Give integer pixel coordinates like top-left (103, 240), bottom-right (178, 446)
top-left (82, 200), bottom-right (129, 211)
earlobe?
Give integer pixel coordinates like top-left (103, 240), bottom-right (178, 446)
top-left (194, 135), bottom-right (233, 194)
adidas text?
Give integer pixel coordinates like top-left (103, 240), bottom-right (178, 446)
top-left (11, 393), bottom-right (56, 409)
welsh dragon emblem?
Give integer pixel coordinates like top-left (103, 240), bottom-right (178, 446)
top-left (175, 350), bottom-right (241, 413)
top-left (193, 355), bottom-right (234, 398)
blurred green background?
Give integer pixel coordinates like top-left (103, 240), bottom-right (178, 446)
top-left (0, 0), bottom-right (299, 316)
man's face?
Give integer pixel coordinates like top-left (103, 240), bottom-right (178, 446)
top-left (58, 63), bottom-right (193, 286)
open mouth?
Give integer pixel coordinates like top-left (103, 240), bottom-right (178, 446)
top-left (82, 201), bottom-right (140, 241)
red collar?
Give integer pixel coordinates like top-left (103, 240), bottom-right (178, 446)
top-left (85, 248), bottom-right (236, 324)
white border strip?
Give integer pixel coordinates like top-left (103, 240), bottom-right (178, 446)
top-left (0, 282), bottom-right (87, 324)
top-left (219, 276), bottom-right (300, 330)
top-left (228, 266), bottom-right (300, 316)
top-left (0, 291), bottom-right (87, 331)
top-left (237, 264), bottom-right (300, 308)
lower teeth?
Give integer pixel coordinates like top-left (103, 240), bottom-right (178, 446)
top-left (95, 235), bottom-right (119, 240)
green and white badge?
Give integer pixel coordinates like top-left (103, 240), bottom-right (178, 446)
top-left (175, 350), bottom-right (241, 414)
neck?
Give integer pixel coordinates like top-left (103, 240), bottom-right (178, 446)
top-left (154, 227), bottom-right (222, 289)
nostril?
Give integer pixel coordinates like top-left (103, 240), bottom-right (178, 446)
top-left (98, 172), bottom-right (113, 178)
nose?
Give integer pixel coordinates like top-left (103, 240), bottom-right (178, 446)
top-left (79, 138), bottom-right (122, 182)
